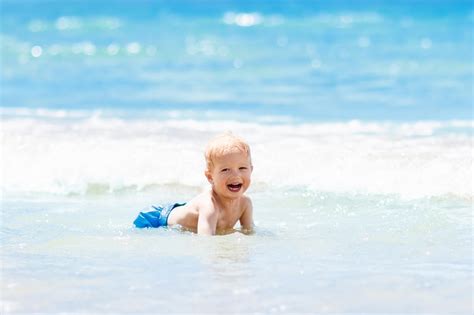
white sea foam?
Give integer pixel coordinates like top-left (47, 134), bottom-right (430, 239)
top-left (1, 110), bottom-right (472, 198)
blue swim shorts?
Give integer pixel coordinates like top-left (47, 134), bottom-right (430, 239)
top-left (133, 203), bottom-right (186, 228)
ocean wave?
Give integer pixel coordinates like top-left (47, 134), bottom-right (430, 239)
top-left (1, 110), bottom-right (472, 198)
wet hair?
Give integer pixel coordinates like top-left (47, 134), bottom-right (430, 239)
top-left (204, 132), bottom-right (252, 171)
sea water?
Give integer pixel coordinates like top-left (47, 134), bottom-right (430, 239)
top-left (1, 0), bottom-right (473, 314)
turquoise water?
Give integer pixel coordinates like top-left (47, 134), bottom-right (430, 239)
top-left (1, 0), bottom-right (473, 313)
top-left (1, 0), bottom-right (472, 120)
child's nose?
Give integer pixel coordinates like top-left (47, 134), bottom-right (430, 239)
top-left (230, 169), bottom-right (240, 176)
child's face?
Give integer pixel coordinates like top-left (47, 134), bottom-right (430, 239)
top-left (206, 151), bottom-right (252, 199)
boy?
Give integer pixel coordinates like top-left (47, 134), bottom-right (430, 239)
top-left (133, 133), bottom-right (254, 235)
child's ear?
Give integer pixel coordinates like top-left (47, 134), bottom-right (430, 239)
top-left (205, 170), bottom-right (213, 184)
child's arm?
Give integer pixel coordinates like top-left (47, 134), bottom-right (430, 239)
top-left (239, 198), bottom-right (254, 233)
top-left (197, 205), bottom-right (218, 235)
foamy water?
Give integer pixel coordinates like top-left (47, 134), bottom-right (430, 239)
top-left (2, 110), bottom-right (472, 199)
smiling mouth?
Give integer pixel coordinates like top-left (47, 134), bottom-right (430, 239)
top-left (227, 183), bottom-right (243, 192)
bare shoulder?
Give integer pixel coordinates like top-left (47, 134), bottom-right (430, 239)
top-left (189, 191), bottom-right (218, 214)
top-left (241, 195), bottom-right (253, 212)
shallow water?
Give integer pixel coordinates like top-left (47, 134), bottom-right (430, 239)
top-left (1, 187), bottom-right (472, 313)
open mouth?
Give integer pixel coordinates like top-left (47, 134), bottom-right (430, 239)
top-left (227, 183), bottom-right (243, 192)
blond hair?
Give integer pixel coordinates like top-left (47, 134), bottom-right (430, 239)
top-left (204, 132), bottom-right (252, 171)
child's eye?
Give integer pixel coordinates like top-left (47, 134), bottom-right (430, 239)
top-left (239, 167), bottom-right (248, 170)
top-left (221, 168), bottom-right (229, 172)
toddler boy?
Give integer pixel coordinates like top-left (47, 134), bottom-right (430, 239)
top-left (133, 133), bottom-right (254, 235)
